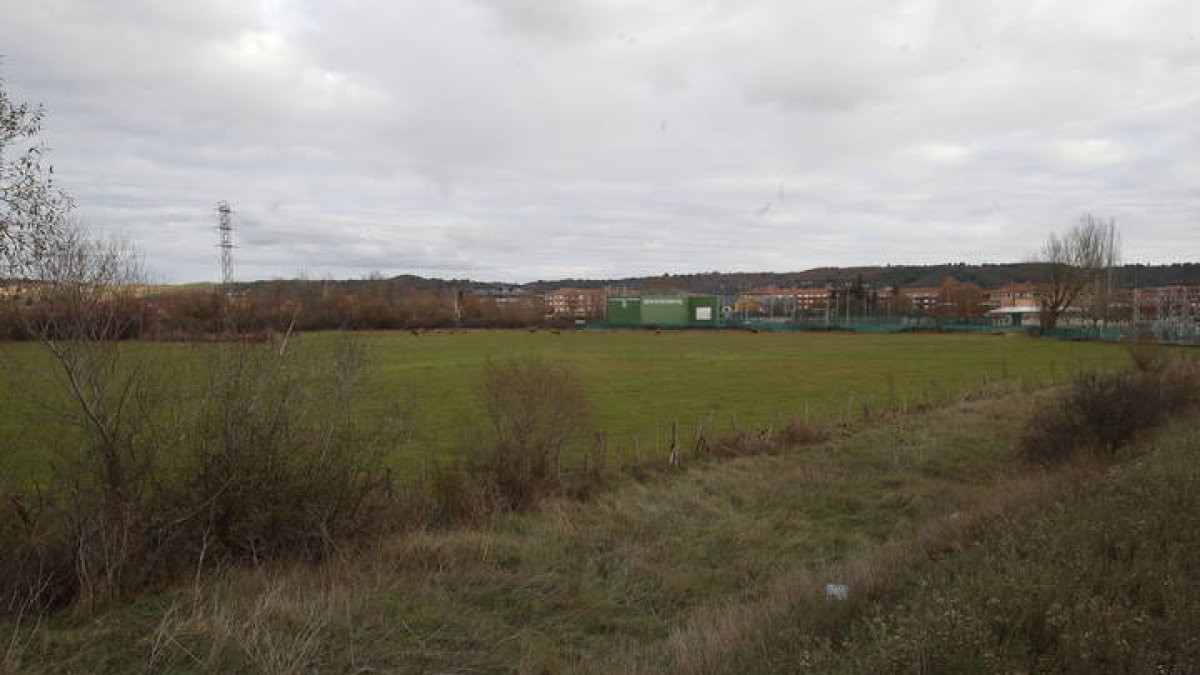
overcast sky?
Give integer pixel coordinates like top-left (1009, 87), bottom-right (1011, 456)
top-left (2, 1), bottom-right (1197, 283)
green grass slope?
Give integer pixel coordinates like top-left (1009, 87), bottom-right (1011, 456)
top-left (732, 417), bottom-right (1200, 673)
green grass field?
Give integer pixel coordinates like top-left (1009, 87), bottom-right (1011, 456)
top-left (1, 330), bottom-right (1129, 479)
top-left (353, 330), bottom-right (1127, 467)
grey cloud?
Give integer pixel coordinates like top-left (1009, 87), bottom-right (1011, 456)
top-left (0, 0), bottom-right (1196, 282)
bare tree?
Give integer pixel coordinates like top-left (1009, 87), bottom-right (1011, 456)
top-left (931, 276), bottom-right (984, 321)
top-left (1038, 214), bottom-right (1120, 331)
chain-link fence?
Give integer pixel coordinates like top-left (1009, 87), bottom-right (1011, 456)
top-left (589, 316), bottom-right (1200, 345)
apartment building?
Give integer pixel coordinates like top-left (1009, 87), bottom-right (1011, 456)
top-left (544, 287), bottom-right (605, 319)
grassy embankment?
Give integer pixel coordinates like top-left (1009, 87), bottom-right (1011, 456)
top-left (6, 367), bottom-right (1168, 673)
top-left (682, 413), bottom-right (1200, 673)
top-left (0, 330), bottom-right (1128, 481)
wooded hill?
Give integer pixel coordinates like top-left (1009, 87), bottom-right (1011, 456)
top-left (10, 262), bottom-right (1195, 298)
top-left (517, 262), bottom-right (1200, 295)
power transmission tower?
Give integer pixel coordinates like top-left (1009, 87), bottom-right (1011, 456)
top-left (216, 201), bottom-right (234, 290)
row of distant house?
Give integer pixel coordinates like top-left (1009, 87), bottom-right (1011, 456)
top-left (538, 280), bottom-right (1200, 325)
top-left (537, 283), bottom-right (1002, 320)
top-left (732, 282), bottom-right (1045, 314)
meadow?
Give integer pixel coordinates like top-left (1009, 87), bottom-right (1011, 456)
top-left (1, 330), bottom-right (1129, 479)
top-left (362, 329), bottom-right (1129, 467)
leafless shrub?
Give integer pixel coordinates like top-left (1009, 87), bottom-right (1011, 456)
top-left (168, 335), bottom-right (395, 564)
top-left (1, 228), bottom-right (163, 609)
top-left (1019, 361), bottom-right (1199, 465)
top-left (3, 334), bottom-right (398, 616)
top-left (478, 359), bottom-right (590, 510)
top-left (2, 228), bottom-right (398, 613)
top-left (0, 488), bottom-right (74, 615)
top-left (425, 359), bottom-right (596, 522)
top-left (1019, 405), bottom-right (1088, 466)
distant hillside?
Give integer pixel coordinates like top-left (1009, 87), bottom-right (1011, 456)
top-left (143, 262), bottom-right (1199, 297)
top-left (525, 262), bottom-right (1200, 295)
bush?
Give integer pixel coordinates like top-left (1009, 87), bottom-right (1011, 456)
top-left (429, 359), bottom-right (592, 521)
top-left (1019, 361), bottom-right (1199, 465)
top-left (169, 336), bottom-right (394, 562)
top-left (478, 359), bottom-right (590, 510)
top-left (1, 334), bottom-right (397, 615)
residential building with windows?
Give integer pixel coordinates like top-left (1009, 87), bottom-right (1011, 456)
top-left (981, 283), bottom-right (1048, 311)
top-left (900, 287), bottom-right (941, 313)
top-left (544, 287), bottom-right (605, 319)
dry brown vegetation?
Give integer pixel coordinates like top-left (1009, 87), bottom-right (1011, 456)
top-left (0, 331), bottom-right (400, 616)
top-left (1019, 354), bottom-right (1200, 465)
top-left (1, 281), bottom-right (552, 342)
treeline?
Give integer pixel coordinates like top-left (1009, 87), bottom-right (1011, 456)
top-left (211, 280), bottom-right (548, 331)
top-left (5, 260), bottom-right (1196, 340)
top-left (0, 280), bottom-right (552, 340)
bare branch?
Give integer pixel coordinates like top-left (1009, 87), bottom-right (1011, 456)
top-left (1038, 214), bottom-right (1120, 330)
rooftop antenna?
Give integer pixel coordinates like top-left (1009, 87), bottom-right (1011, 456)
top-left (216, 201), bottom-right (234, 290)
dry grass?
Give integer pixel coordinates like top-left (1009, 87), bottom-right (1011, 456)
top-left (146, 577), bottom-right (335, 673)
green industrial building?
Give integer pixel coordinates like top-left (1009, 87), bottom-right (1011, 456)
top-left (605, 294), bottom-right (720, 327)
